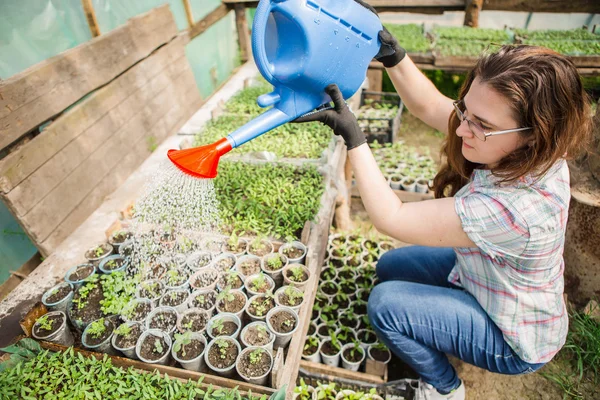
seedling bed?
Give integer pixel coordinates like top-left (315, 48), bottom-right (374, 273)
top-left (356, 91), bottom-right (404, 144)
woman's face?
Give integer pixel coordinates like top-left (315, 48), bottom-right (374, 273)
top-left (456, 77), bottom-right (529, 168)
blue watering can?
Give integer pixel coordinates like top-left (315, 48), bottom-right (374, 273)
top-left (168, 0), bottom-right (382, 178)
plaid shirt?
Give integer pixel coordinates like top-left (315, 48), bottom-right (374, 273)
top-left (449, 159), bottom-right (569, 363)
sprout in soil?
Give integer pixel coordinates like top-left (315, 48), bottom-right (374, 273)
top-left (94, 246), bottom-right (105, 258)
top-left (329, 332), bottom-right (342, 352)
top-left (215, 339), bottom-right (229, 359)
top-left (217, 287), bottom-right (235, 303)
top-left (256, 325), bottom-right (268, 340)
top-left (115, 324), bottom-right (132, 337)
top-left (266, 255), bottom-right (283, 270)
top-left (250, 236), bottom-right (268, 251)
top-left (294, 379), bottom-right (313, 398)
top-left (166, 269), bottom-right (181, 286)
top-left (251, 274), bottom-right (269, 291)
top-left (173, 332), bottom-right (193, 357)
top-left (182, 320), bottom-right (193, 331)
top-left (87, 318), bottom-right (107, 339)
top-left (348, 340), bottom-right (364, 359)
top-left (212, 318), bottom-right (225, 335)
top-left (249, 349), bottom-right (263, 365)
top-left (36, 315), bottom-right (54, 331)
top-left (228, 231), bottom-right (240, 249)
top-left (153, 338), bottom-right (164, 354)
top-left (283, 286), bottom-right (303, 306)
top-left (304, 336), bottom-right (319, 352)
top-left (289, 266), bottom-right (306, 282)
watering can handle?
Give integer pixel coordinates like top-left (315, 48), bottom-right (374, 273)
top-left (252, 0), bottom-right (283, 84)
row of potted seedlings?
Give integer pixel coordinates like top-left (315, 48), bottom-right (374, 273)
top-left (294, 380), bottom-right (384, 400)
top-left (301, 232), bottom-right (392, 374)
top-left (33, 230), bottom-right (313, 386)
top-left (369, 142), bottom-right (438, 193)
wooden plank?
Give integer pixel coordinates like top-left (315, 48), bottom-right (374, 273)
top-left (463, 0), bottom-right (483, 27)
top-left (189, 4), bottom-right (230, 40)
top-left (235, 4), bottom-right (252, 63)
top-left (0, 36), bottom-right (189, 217)
top-left (0, 5), bottom-right (178, 153)
top-left (367, 69), bottom-right (383, 93)
top-left (182, 0), bottom-right (195, 27)
top-left (19, 63), bottom-right (197, 245)
top-left (39, 75), bottom-right (202, 254)
top-left (29, 66), bottom-right (199, 251)
top-left (81, 0), bottom-right (101, 37)
top-left (300, 360), bottom-right (386, 385)
top-left (37, 341), bottom-right (275, 395)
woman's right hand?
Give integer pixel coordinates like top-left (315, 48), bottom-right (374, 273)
top-left (353, 0), bottom-right (407, 67)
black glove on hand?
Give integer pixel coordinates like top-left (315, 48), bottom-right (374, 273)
top-left (294, 84), bottom-right (366, 150)
top-left (353, 0), bottom-right (407, 68)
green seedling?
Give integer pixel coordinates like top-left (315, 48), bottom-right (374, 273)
top-left (212, 318), bottom-right (225, 335)
top-left (289, 266), bottom-right (306, 282)
top-left (303, 336), bottom-right (319, 353)
top-left (36, 315), bottom-right (54, 331)
top-left (173, 332), bottom-right (193, 357)
top-left (251, 274), bottom-right (269, 291)
top-left (266, 255), bottom-right (283, 270)
top-left (86, 319), bottom-right (107, 339)
top-left (248, 349), bottom-right (263, 365)
top-left (283, 286), bottom-right (303, 306)
top-left (215, 339), bottom-right (230, 360)
top-left (217, 287), bottom-right (236, 304)
top-left (115, 324), bottom-right (132, 338)
top-left (153, 338), bottom-right (164, 354)
top-left (94, 246), bottom-right (105, 258)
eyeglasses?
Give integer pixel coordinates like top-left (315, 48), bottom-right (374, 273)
top-left (453, 100), bottom-right (532, 142)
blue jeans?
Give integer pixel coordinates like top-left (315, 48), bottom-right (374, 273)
top-left (367, 246), bottom-right (545, 394)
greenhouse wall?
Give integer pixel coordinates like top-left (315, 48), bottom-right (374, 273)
top-left (0, 0), bottom-right (240, 285)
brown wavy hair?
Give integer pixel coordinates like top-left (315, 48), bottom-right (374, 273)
top-left (433, 45), bottom-right (592, 198)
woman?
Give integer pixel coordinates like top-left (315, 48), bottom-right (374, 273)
top-left (295, 8), bottom-right (592, 400)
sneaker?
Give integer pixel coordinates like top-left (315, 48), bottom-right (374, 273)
top-left (415, 379), bottom-right (465, 400)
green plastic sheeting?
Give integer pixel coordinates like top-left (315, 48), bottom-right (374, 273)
top-left (0, 201), bottom-right (38, 285)
top-left (0, 0), bottom-right (92, 79)
top-left (186, 12), bottom-right (241, 99)
top-left (92, 0), bottom-right (189, 32)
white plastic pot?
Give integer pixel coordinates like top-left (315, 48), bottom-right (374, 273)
top-left (206, 312), bottom-right (241, 340)
top-left (135, 329), bottom-right (172, 365)
top-left (82, 318), bottom-right (118, 356)
top-left (32, 311), bottom-right (74, 347)
top-left (274, 286), bottom-right (305, 312)
top-left (235, 346), bottom-right (273, 386)
top-left (301, 338), bottom-right (321, 364)
top-left (278, 241), bottom-right (307, 265)
top-left (111, 321), bottom-right (142, 359)
top-left (176, 308), bottom-right (209, 334)
top-left (244, 273), bottom-right (276, 297)
top-left (340, 343), bottom-right (365, 372)
top-left (135, 279), bottom-right (164, 307)
top-left (261, 253), bottom-right (288, 287)
top-left (99, 255), bottom-right (129, 274)
top-left (159, 289), bottom-right (190, 314)
top-left (187, 289), bottom-right (217, 316)
top-left (212, 252), bottom-right (237, 273)
top-left (266, 306), bottom-right (299, 349)
top-left (400, 176), bottom-right (416, 192)
top-left (235, 254), bottom-right (262, 278)
top-left (172, 332), bottom-right (207, 372)
top-left (415, 178), bottom-right (429, 193)
top-left (145, 306), bottom-right (178, 336)
top-left (319, 339), bottom-right (341, 367)
top-left (64, 264), bottom-right (96, 289)
top-left (186, 251), bottom-right (213, 272)
top-left (282, 264), bottom-right (311, 291)
top-left (389, 175), bottom-right (403, 190)
top-left (215, 290), bottom-right (248, 321)
top-left (204, 336), bottom-right (241, 378)
top-left (240, 321), bottom-right (275, 350)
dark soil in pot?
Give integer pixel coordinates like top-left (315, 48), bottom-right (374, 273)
top-left (307, 324), bottom-right (316, 336)
top-left (249, 240), bottom-right (272, 257)
top-left (332, 296), bottom-right (349, 309)
top-left (282, 246), bottom-right (304, 259)
top-left (148, 312), bottom-right (177, 332)
top-left (215, 257), bottom-right (235, 271)
top-left (341, 283), bottom-right (356, 295)
top-left (238, 349), bottom-right (271, 377)
top-left (46, 285), bottom-right (73, 304)
top-left (370, 348), bottom-right (390, 362)
top-left (278, 292), bottom-right (303, 308)
top-left (224, 240), bottom-right (246, 254)
top-left (244, 325), bottom-right (271, 346)
top-left (343, 346), bottom-right (364, 363)
top-left (248, 296), bottom-right (275, 318)
top-left (218, 292), bottom-right (245, 313)
top-left (338, 270), bottom-right (354, 280)
top-left (340, 316), bottom-right (358, 328)
top-left (130, 302), bottom-right (152, 321)
top-left (212, 321), bottom-right (238, 337)
top-left (177, 339), bottom-right (205, 361)
top-left (321, 311), bottom-right (336, 322)
top-left (363, 240), bottom-right (378, 251)
top-left (103, 258), bottom-right (125, 271)
top-left (338, 331), bottom-right (356, 345)
top-left (193, 270), bottom-right (218, 288)
top-left (86, 320), bottom-right (114, 346)
top-left (320, 268), bottom-right (336, 281)
top-left (70, 285), bottom-right (104, 325)
top-left (321, 283), bottom-right (337, 296)
top-left (303, 341), bottom-right (318, 356)
top-left (286, 268), bottom-right (308, 282)
top-left (311, 309), bottom-right (319, 320)
top-left (208, 339), bottom-right (238, 369)
top-left (69, 265), bottom-right (94, 281)
top-left (321, 340), bottom-right (340, 356)
top-left (239, 259), bottom-right (261, 276)
top-left (143, 265), bottom-right (166, 280)
top-left (162, 291), bottom-right (188, 307)
top-left (219, 273), bottom-right (244, 290)
top-left (346, 256), bottom-right (361, 268)
top-left (191, 254), bottom-right (212, 270)
top-left (191, 292), bottom-right (216, 310)
top-left (356, 276), bottom-right (370, 287)
top-left (269, 310), bottom-right (296, 333)
top-left (139, 282), bottom-right (162, 299)
top-left (115, 324), bottom-right (143, 349)
top-left (318, 325), bottom-right (334, 337)
top-left (357, 291), bottom-right (370, 302)
top-left (140, 334), bottom-right (169, 361)
top-left (163, 269), bottom-right (189, 287)
top-left (34, 314), bottom-right (64, 338)
top-left (263, 254), bottom-right (285, 271)
top-left (330, 259), bottom-right (344, 269)
top-left (358, 331), bottom-right (376, 344)
top-left (315, 295), bottom-right (328, 308)
top-left (111, 231), bottom-right (131, 244)
top-left (181, 313), bottom-right (208, 332)
top-left (354, 302), bottom-right (367, 315)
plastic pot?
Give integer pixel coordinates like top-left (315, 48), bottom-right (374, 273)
top-left (121, 298), bottom-right (153, 323)
top-left (85, 243), bottom-right (114, 265)
top-left (82, 318), bottom-right (118, 355)
top-left (245, 294), bottom-right (275, 322)
top-left (41, 282), bottom-right (74, 314)
top-left (274, 286), bottom-right (305, 312)
top-left (212, 252), bottom-right (237, 273)
top-left (206, 312), bottom-right (241, 340)
top-left (98, 255), bottom-right (129, 275)
top-left (340, 343), bottom-right (365, 372)
top-left (159, 289), bottom-right (190, 314)
top-left (278, 241), bottom-right (307, 265)
top-left (235, 254), bottom-right (263, 278)
top-left (301, 338), bottom-right (321, 364)
top-left (415, 178), bottom-right (429, 193)
top-left (316, 323), bottom-right (335, 341)
top-left (187, 289), bottom-right (217, 316)
top-left (235, 346), bottom-right (273, 386)
top-left (111, 321), bottom-right (143, 359)
top-left (222, 237), bottom-right (248, 258)
top-left (357, 329), bottom-right (377, 351)
top-left (367, 344), bottom-right (392, 365)
top-left (266, 306), bottom-right (299, 349)
top-left (189, 267), bottom-right (219, 291)
top-left (240, 321), bottom-right (275, 350)
top-left (261, 253), bottom-right (288, 287)
top-left (400, 177), bottom-right (416, 192)
top-left (389, 175), bottom-right (403, 190)
top-left (335, 390), bottom-right (357, 400)
top-left (135, 329), bottom-right (172, 366)
top-left (64, 264), bottom-right (96, 289)
top-left (145, 306), bottom-right (178, 336)
top-left (32, 311), bottom-right (74, 347)
top-left (161, 268), bottom-right (191, 291)
top-left (244, 273), bottom-right (275, 297)
top-left (319, 339), bottom-right (341, 367)
top-left (172, 332), bottom-right (207, 372)
top-left (216, 290), bottom-right (248, 321)
top-left (204, 336), bottom-right (241, 378)
top-left (176, 308), bottom-right (209, 334)
top-left (282, 264), bottom-right (311, 291)
top-left (217, 270), bottom-right (246, 293)
top-left (186, 251), bottom-right (214, 272)
top-left (135, 279), bottom-right (164, 307)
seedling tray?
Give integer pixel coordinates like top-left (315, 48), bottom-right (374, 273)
top-left (357, 91), bottom-right (404, 144)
